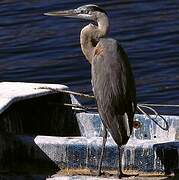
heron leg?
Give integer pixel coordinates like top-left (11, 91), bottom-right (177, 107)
top-left (117, 145), bottom-right (123, 178)
top-left (97, 127), bottom-right (107, 176)
top-left (118, 145), bottom-right (131, 178)
top-left (117, 146), bottom-right (138, 178)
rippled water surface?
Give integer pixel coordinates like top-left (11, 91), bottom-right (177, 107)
top-left (0, 0), bottom-right (179, 114)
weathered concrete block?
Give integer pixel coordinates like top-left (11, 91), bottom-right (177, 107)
top-left (0, 82), bottom-right (179, 177)
top-left (34, 136), bottom-right (162, 172)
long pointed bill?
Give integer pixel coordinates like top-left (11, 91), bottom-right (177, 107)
top-left (44, 9), bottom-right (78, 18)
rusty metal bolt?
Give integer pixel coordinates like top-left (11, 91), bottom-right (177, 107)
top-left (133, 120), bottom-right (141, 129)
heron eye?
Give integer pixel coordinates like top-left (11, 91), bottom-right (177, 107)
top-left (85, 10), bottom-right (89, 14)
top-left (81, 9), bottom-right (89, 14)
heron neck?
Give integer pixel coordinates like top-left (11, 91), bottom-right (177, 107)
top-left (80, 15), bottom-right (109, 63)
top-left (97, 14), bottom-right (109, 37)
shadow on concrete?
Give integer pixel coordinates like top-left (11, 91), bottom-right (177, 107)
top-left (0, 93), bottom-right (80, 177)
top-left (154, 142), bottom-right (179, 179)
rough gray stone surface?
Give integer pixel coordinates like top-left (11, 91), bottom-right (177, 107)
top-left (0, 82), bottom-right (179, 178)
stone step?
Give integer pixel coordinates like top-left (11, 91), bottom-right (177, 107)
top-left (0, 133), bottom-right (176, 174)
top-left (0, 82), bottom-right (179, 177)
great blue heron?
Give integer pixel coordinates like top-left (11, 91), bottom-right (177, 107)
top-left (45, 4), bottom-right (136, 178)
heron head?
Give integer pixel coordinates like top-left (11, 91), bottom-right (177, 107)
top-left (44, 4), bottom-right (107, 21)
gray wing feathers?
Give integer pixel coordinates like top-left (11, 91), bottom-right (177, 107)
top-left (92, 39), bottom-right (136, 145)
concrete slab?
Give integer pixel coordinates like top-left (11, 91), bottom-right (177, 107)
top-left (33, 113), bottom-right (179, 173)
top-left (0, 82), bottom-right (179, 178)
top-left (33, 135), bottom-right (171, 172)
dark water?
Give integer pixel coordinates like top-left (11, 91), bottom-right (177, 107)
top-left (0, 0), bottom-right (179, 114)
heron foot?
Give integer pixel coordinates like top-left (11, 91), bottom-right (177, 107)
top-left (96, 169), bottom-right (105, 176)
top-left (117, 172), bottom-right (139, 179)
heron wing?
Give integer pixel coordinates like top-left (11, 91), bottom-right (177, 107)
top-left (92, 38), bottom-right (136, 145)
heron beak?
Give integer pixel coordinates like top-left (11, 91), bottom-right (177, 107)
top-left (44, 9), bottom-right (78, 18)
